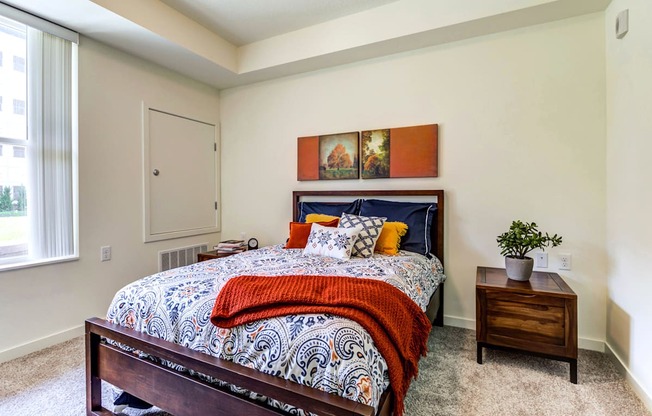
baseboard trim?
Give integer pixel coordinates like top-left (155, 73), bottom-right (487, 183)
top-left (0, 325), bottom-right (84, 364)
top-left (606, 342), bottom-right (652, 412)
top-left (442, 315), bottom-right (605, 352)
top-left (578, 337), bottom-right (605, 352)
top-left (443, 315), bottom-right (475, 329)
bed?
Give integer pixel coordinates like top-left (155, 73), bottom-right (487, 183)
top-left (86, 189), bottom-right (445, 416)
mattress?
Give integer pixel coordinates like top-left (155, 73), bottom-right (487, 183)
top-left (106, 244), bottom-right (446, 414)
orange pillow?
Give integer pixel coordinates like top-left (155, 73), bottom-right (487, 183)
top-left (285, 219), bottom-right (339, 249)
top-left (305, 213), bottom-right (340, 224)
top-left (374, 221), bottom-right (408, 255)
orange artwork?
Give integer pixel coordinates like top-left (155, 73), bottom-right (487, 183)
top-left (297, 132), bottom-right (359, 181)
top-left (389, 124), bottom-right (438, 178)
top-left (362, 124), bottom-right (438, 179)
top-left (297, 136), bottom-right (319, 180)
top-left (301, 125), bottom-right (436, 181)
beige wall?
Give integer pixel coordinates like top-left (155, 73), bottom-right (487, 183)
top-left (0, 37), bottom-right (221, 360)
top-left (220, 13), bottom-right (607, 348)
top-left (605, 0), bottom-right (652, 406)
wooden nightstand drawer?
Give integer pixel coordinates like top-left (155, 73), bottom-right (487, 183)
top-left (485, 290), bottom-right (567, 348)
top-left (486, 290), bottom-right (565, 307)
top-left (486, 297), bottom-right (565, 347)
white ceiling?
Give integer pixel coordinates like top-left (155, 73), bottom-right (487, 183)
top-left (159, 0), bottom-right (399, 46)
top-left (2, 0), bottom-right (612, 89)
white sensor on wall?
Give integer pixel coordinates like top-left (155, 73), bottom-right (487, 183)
top-left (616, 9), bottom-right (629, 39)
top-left (101, 246), bottom-right (112, 262)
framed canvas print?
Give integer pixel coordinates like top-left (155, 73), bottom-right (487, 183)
top-left (297, 132), bottom-right (359, 181)
top-left (361, 124), bottom-right (438, 179)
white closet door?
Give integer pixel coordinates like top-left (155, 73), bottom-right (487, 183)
top-left (144, 108), bottom-right (219, 242)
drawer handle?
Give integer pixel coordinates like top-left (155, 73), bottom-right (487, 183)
top-left (515, 294), bottom-right (536, 298)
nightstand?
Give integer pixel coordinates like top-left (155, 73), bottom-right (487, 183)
top-left (197, 250), bottom-right (244, 262)
top-left (476, 266), bottom-right (578, 383)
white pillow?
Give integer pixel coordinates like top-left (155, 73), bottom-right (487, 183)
top-left (303, 223), bottom-right (362, 260)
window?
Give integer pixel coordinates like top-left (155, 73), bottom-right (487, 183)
top-left (0, 96), bottom-right (3, 111)
top-left (0, 9), bottom-right (78, 269)
top-left (0, 144), bottom-right (3, 156)
top-left (0, 50), bottom-right (3, 66)
top-left (12, 55), bottom-right (24, 72)
top-left (12, 98), bottom-right (24, 115)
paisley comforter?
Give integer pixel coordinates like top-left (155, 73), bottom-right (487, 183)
top-left (106, 244), bottom-right (446, 414)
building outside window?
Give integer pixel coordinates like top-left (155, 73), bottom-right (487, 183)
top-left (12, 98), bottom-right (24, 115)
top-left (12, 145), bottom-right (24, 158)
top-left (0, 15), bottom-right (27, 261)
top-left (12, 54), bottom-right (24, 72)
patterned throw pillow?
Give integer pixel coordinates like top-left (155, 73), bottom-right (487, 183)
top-left (285, 219), bottom-right (339, 249)
top-left (338, 213), bottom-right (387, 258)
top-left (303, 223), bottom-right (362, 260)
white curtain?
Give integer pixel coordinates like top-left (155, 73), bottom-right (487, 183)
top-left (27, 29), bottom-right (74, 259)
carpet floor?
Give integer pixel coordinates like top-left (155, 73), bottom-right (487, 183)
top-left (0, 326), bottom-right (649, 416)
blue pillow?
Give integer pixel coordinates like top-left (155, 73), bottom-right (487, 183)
top-left (297, 200), bottom-right (361, 222)
top-left (359, 199), bottom-right (436, 257)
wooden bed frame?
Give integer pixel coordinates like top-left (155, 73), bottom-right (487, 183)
top-left (86, 189), bottom-right (445, 416)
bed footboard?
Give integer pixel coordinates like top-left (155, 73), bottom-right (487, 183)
top-left (85, 318), bottom-right (375, 416)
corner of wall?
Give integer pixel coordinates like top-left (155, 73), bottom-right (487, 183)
top-left (606, 341), bottom-right (652, 412)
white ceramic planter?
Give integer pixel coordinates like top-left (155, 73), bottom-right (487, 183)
top-left (505, 256), bottom-right (534, 281)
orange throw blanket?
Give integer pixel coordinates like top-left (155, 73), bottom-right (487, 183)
top-left (210, 275), bottom-right (432, 416)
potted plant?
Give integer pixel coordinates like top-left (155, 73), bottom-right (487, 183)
top-left (496, 220), bottom-right (562, 281)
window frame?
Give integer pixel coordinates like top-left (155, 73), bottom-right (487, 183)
top-left (0, 7), bottom-right (79, 271)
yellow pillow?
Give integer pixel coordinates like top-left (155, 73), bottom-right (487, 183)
top-left (305, 213), bottom-right (340, 223)
top-left (375, 222), bottom-right (408, 255)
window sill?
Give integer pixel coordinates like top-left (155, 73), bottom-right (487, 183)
top-left (0, 255), bottom-right (79, 273)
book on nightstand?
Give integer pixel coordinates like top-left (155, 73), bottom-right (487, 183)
top-left (214, 240), bottom-right (246, 253)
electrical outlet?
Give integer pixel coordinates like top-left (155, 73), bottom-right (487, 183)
top-left (559, 253), bottom-right (571, 270)
top-left (535, 252), bottom-right (548, 268)
top-left (101, 246), bottom-right (112, 262)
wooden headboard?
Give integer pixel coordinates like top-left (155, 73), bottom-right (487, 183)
top-left (292, 190), bottom-right (444, 266)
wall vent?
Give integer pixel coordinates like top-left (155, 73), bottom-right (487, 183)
top-left (158, 243), bottom-right (208, 272)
